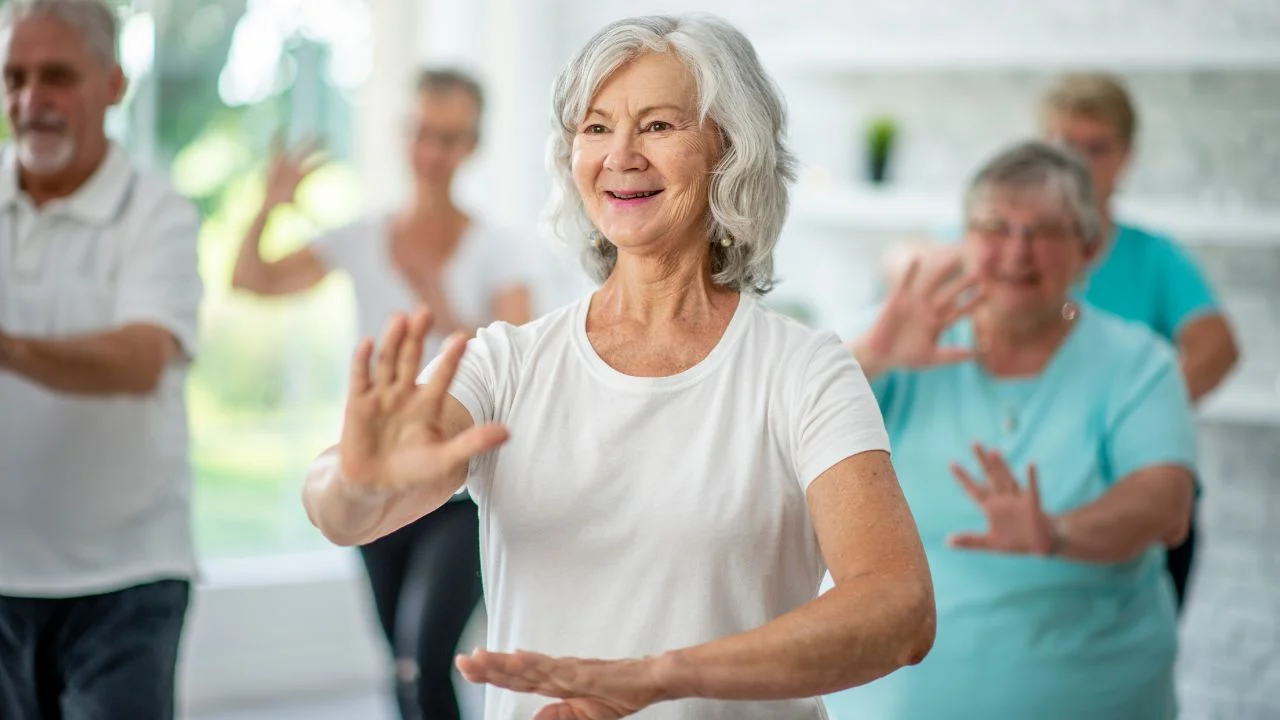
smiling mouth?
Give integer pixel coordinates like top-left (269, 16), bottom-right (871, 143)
top-left (606, 190), bottom-right (663, 200)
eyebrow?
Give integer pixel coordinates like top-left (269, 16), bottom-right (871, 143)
top-left (585, 103), bottom-right (686, 120)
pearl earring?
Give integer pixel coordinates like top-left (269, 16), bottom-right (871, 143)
top-left (718, 234), bottom-right (734, 247)
top-left (589, 231), bottom-right (605, 249)
top-left (1061, 301), bottom-right (1078, 321)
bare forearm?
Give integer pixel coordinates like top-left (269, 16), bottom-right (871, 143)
top-left (2, 330), bottom-right (169, 395)
top-left (231, 206), bottom-right (275, 291)
top-left (655, 573), bottom-right (934, 702)
top-left (1177, 315), bottom-right (1239, 403)
top-left (1180, 346), bottom-right (1236, 402)
top-left (1056, 471), bottom-right (1194, 564)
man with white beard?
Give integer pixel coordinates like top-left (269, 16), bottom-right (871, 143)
top-left (0, 1), bottom-right (203, 718)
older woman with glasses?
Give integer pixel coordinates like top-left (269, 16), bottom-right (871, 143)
top-left (826, 140), bottom-right (1196, 720)
top-left (302, 13), bottom-right (935, 720)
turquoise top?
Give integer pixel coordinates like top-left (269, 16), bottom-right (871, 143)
top-left (1077, 222), bottom-right (1220, 341)
top-left (824, 305), bottom-right (1196, 720)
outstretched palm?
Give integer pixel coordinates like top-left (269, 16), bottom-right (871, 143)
top-left (456, 650), bottom-right (660, 720)
top-left (860, 254), bottom-right (983, 371)
top-left (339, 309), bottom-right (508, 495)
top-left (948, 443), bottom-right (1055, 556)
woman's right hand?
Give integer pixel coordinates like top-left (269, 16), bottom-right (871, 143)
top-left (337, 309), bottom-right (509, 497)
top-left (263, 137), bottom-right (325, 209)
top-left (853, 253), bottom-right (983, 377)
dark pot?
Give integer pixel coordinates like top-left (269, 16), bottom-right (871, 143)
top-left (868, 152), bottom-right (890, 184)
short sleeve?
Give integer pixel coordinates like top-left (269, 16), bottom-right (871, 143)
top-left (417, 322), bottom-right (512, 427)
top-left (114, 194), bottom-right (203, 357)
top-left (1156, 238), bottom-right (1220, 338)
top-left (1103, 340), bottom-right (1197, 482)
top-left (793, 334), bottom-right (892, 491)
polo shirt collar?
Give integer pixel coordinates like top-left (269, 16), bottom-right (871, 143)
top-left (0, 141), bottom-right (134, 225)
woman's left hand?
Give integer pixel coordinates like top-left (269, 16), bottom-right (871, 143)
top-left (947, 443), bottom-right (1055, 556)
top-left (456, 649), bottom-right (664, 719)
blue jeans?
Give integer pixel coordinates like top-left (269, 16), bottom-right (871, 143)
top-left (0, 579), bottom-right (190, 720)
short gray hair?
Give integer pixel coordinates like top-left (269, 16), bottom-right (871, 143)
top-left (1, 0), bottom-right (119, 67)
top-left (964, 140), bottom-right (1102, 247)
top-left (543, 13), bottom-right (796, 295)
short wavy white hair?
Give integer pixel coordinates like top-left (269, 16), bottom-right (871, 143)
top-left (543, 13), bottom-right (796, 295)
top-left (0, 0), bottom-right (119, 67)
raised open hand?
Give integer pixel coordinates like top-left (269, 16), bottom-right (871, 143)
top-left (263, 137), bottom-right (326, 209)
top-left (456, 649), bottom-right (663, 720)
top-left (856, 254), bottom-right (983, 374)
top-left (947, 443), bottom-right (1055, 556)
top-left (338, 309), bottom-right (509, 496)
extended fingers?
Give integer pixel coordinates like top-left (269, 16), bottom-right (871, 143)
top-left (947, 531), bottom-right (995, 551)
top-left (419, 332), bottom-right (469, 416)
top-left (949, 462), bottom-right (988, 503)
top-left (347, 337), bottom-right (374, 396)
top-left (974, 444), bottom-right (1018, 494)
top-left (439, 424), bottom-right (511, 473)
top-left (394, 308), bottom-right (433, 389)
top-left (374, 314), bottom-right (409, 388)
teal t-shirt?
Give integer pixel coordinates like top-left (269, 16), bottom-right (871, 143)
top-left (1078, 222), bottom-right (1220, 342)
top-left (824, 306), bottom-right (1195, 720)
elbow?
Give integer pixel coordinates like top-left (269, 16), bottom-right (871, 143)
top-left (900, 578), bottom-right (936, 667)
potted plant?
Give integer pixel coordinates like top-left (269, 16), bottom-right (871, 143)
top-left (865, 115), bottom-right (897, 185)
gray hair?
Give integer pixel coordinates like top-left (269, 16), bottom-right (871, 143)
top-left (964, 140), bottom-right (1102, 247)
top-left (0, 0), bottom-right (119, 67)
top-left (543, 13), bottom-right (796, 295)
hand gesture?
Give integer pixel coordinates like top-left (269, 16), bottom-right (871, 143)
top-left (263, 137), bottom-right (325, 209)
top-left (338, 309), bottom-right (509, 495)
top-left (456, 650), bottom-right (662, 719)
top-left (947, 444), bottom-right (1055, 556)
top-left (856, 253), bottom-right (983, 373)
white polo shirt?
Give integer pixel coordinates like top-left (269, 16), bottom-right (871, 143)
top-left (0, 142), bottom-right (203, 597)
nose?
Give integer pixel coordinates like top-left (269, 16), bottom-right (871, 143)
top-left (15, 85), bottom-right (51, 121)
top-left (602, 130), bottom-right (646, 173)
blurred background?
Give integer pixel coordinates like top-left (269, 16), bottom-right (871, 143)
top-left (22, 0), bottom-right (1276, 717)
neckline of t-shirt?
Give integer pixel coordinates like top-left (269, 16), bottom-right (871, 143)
top-left (571, 292), bottom-right (754, 392)
top-left (957, 308), bottom-right (1093, 387)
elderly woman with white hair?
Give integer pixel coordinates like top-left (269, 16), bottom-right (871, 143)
top-left (825, 140), bottom-right (1197, 720)
top-left (303, 12), bottom-right (935, 720)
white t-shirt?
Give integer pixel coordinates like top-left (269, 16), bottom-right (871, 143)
top-left (431, 293), bottom-right (890, 720)
top-left (0, 143), bottom-right (203, 597)
top-left (309, 215), bottom-right (529, 362)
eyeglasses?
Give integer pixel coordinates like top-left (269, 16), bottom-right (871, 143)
top-left (966, 218), bottom-right (1078, 245)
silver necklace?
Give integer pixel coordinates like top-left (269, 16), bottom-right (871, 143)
top-left (974, 302), bottom-right (1079, 435)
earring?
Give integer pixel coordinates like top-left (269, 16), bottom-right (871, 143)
top-left (718, 234), bottom-right (735, 247)
top-left (589, 230), bottom-right (605, 249)
top-left (1061, 301), bottom-right (1078, 321)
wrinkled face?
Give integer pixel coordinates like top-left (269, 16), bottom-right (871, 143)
top-left (571, 51), bottom-right (722, 257)
top-left (406, 88), bottom-right (479, 187)
top-left (964, 186), bottom-right (1096, 322)
top-left (1043, 112), bottom-right (1129, 205)
top-left (2, 15), bottom-right (123, 176)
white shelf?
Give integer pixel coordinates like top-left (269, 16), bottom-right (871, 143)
top-left (1198, 387), bottom-right (1280, 427)
top-left (762, 37), bottom-right (1280, 74)
top-left (790, 183), bottom-right (1280, 247)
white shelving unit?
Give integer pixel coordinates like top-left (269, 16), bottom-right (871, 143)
top-left (790, 181), bottom-right (1280, 247)
top-left (761, 37), bottom-right (1280, 74)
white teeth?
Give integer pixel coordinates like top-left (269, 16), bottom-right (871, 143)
top-left (611, 190), bottom-right (659, 199)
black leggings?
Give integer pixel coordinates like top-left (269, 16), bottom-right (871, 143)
top-left (1165, 514), bottom-right (1197, 615)
top-left (358, 499), bottom-right (483, 720)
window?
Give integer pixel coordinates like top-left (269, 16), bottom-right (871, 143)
top-left (114, 0), bottom-right (374, 559)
